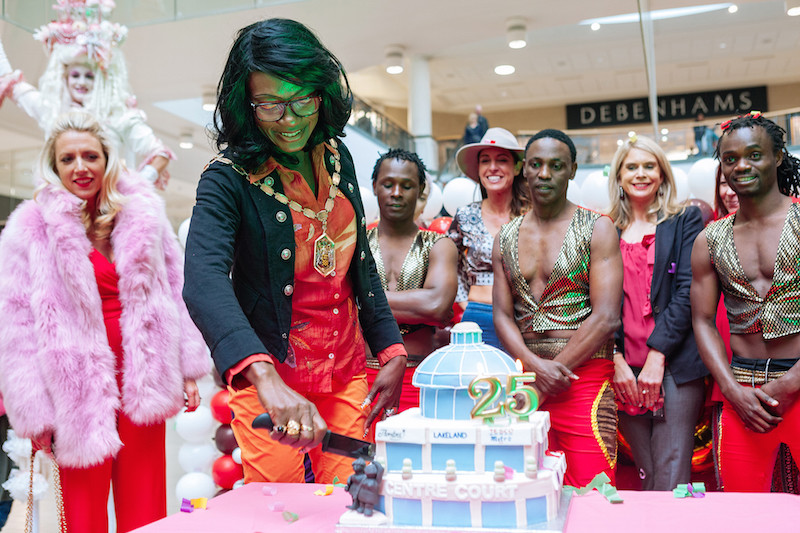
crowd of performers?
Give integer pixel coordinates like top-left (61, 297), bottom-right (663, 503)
top-left (0, 5), bottom-right (799, 532)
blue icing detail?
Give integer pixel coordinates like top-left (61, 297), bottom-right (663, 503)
top-left (485, 445), bottom-right (525, 472)
top-left (434, 389), bottom-right (455, 419)
top-left (393, 499), bottom-right (422, 526)
top-left (432, 500), bottom-right (471, 528)
top-left (482, 501), bottom-right (517, 528)
top-left (526, 496), bottom-right (547, 525)
top-left (385, 443), bottom-right (422, 471)
top-left (377, 495), bottom-right (385, 514)
top-left (452, 390), bottom-right (475, 420)
top-left (431, 444), bottom-right (474, 470)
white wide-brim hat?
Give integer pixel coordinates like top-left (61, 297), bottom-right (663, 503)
top-left (456, 127), bottom-right (524, 181)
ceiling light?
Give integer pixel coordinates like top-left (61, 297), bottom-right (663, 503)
top-left (591, 22), bottom-right (601, 31)
top-left (661, 128), bottom-right (669, 134)
top-left (506, 17), bottom-right (527, 49)
top-left (179, 131), bottom-right (193, 150)
top-left (728, 4), bottom-right (738, 13)
top-left (787, 0), bottom-right (800, 16)
top-left (494, 65), bottom-right (515, 76)
top-left (580, 3), bottom-right (734, 26)
top-left (385, 46), bottom-right (404, 75)
top-left (201, 88), bottom-right (215, 112)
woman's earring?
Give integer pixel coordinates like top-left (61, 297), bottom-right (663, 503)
top-left (618, 185), bottom-right (624, 199)
top-left (658, 188), bottom-right (664, 197)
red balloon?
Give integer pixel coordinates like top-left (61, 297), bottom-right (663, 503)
top-left (428, 216), bottom-right (452, 234)
top-left (212, 455), bottom-right (243, 489)
top-left (215, 424), bottom-right (238, 454)
top-left (210, 390), bottom-right (233, 424)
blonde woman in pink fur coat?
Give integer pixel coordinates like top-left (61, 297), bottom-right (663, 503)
top-left (0, 111), bottom-right (210, 533)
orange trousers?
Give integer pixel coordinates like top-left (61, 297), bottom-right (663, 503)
top-left (59, 414), bottom-right (166, 533)
top-left (228, 372), bottom-right (368, 484)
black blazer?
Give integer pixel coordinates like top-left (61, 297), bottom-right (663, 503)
top-left (615, 206), bottom-right (709, 385)
top-left (183, 142), bottom-right (402, 381)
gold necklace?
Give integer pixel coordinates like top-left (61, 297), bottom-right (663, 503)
top-left (212, 140), bottom-right (342, 277)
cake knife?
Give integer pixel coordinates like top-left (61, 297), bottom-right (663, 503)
top-left (251, 413), bottom-right (375, 460)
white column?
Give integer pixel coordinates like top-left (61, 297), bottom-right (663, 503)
top-left (408, 55), bottom-right (439, 172)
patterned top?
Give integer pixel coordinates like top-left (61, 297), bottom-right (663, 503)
top-left (705, 202), bottom-right (800, 339)
top-left (499, 207), bottom-right (600, 333)
top-left (367, 227), bottom-right (444, 335)
top-left (447, 201), bottom-right (495, 302)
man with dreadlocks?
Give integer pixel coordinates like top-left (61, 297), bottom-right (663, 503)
top-left (691, 112), bottom-right (800, 492)
top-left (366, 148), bottom-right (458, 414)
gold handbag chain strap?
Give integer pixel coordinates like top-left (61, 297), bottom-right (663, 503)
top-left (26, 448), bottom-right (66, 533)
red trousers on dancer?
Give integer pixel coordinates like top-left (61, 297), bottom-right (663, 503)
top-left (539, 359), bottom-right (618, 487)
top-left (719, 386), bottom-right (800, 492)
top-left (59, 250), bottom-right (168, 532)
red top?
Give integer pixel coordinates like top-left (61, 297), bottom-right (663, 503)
top-left (620, 234), bottom-right (656, 367)
top-left (227, 143), bottom-right (405, 393)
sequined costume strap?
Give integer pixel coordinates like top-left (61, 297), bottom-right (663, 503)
top-left (706, 204), bottom-right (800, 339)
top-left (499, 208), bottom-right (598, 334)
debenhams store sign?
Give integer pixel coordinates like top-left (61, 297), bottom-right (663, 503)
top-left (566, 86), bottom-right (767, 129)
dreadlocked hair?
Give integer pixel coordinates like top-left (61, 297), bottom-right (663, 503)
top-left (715, 114), bottom-right (800, 197)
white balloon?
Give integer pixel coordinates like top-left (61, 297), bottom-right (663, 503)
top-left (178, 442), bottom-right (219, 473)
top-left (232, 478), bottom-right (246, 489)
top-left (178, 217), bottom-right (191, 249)
top-left (687, 158), bottom-right (718, 205)
top-left (672, 168), bottom-right (690, 202)
top-left (231, 447), bottom-right (242, 465)
top-left (175, 405), bottom-right (215, 444)
top-left (442, 177), bottom-right (481, 216)
top-left (581, 170), bottom-right (611, 212)
top-left (175, 472), bottom-right (216, 502)
top-left (359, 186), bottom-right (378, 224)
top-left (420, 182), bottom-right (444, 223)
top-left (566, 180), bottom-right (582, 206)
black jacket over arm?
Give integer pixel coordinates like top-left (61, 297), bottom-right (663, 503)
top-left (616, 206), bottom-right (709, 385)
top-left (183, 142), bottom-right (402, 382)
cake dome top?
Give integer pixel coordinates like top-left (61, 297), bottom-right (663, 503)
top-left (412, 322), bottom-right (516, 390)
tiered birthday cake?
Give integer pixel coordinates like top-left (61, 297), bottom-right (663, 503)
top-left (340, 322), bottom-right (566, 531)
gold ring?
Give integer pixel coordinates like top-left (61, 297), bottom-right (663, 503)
top-left (286, 420), bottom-right (301, 437)
top-left (384, 407), bottom-right (397, 417)
top-left (301, 424), bottom-right (314, 432)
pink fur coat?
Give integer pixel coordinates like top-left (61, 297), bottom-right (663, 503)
top-left (0, 174), bottom-right (210, 468)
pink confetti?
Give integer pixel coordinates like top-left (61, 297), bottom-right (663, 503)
top-left (504, 466), bottom-right (514, 479)
top-left (262, 485), bottom-right (278, 496)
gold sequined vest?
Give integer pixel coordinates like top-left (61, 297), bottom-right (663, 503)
top-left (367, 228), bottom-right (444, 333)
top-left (499, 208), bottom-right (600, 333)
top-left (705, 203), bottom-right (800, 339)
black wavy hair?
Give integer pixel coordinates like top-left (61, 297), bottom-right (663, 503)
top-left (370, 148), bottom-right (428, 192)
top-left (714, 114), bottom-right (800, 198)
top-left (213, 18), bottom-right (353, 172)
top-left (525, 128), bottom-right (577, 164)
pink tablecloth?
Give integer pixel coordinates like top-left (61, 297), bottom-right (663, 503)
top-left (134, 483), bottom-right (800, 533)
top-left (565, 490), bottom-right (800, 532)
top-left (132, 483), bottom-right (350, 533)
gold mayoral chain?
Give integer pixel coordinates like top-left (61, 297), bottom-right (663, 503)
top-left (256, 140), bottom-right (342, 277)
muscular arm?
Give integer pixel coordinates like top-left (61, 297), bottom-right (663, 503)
top-left (384, 238), bottom-right (457, 327)
top-left (690, 232), bottom-right (780, 432)
top-left (553, 216), bottom-right (622, 369)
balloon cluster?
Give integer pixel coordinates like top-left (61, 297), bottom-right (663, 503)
top-left (173, 371), bottom-right (244, 503)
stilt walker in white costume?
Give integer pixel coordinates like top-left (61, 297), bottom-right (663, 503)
top-left (0, 0), bottom-right (175, 189)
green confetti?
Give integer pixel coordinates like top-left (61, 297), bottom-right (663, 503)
top-left (282, 510), bottom-right (299, 523)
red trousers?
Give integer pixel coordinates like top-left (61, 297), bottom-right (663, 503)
top-left (539, 359), bottom-right (618, 487)
top-left (719, 387), bottom-right (800, 492)
top-left (59, 415), bottom-right (166, 533)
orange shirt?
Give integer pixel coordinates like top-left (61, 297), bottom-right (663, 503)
top-left (227, 143), bottom-right (405, 393)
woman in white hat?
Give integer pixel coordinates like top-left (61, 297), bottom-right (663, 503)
top-left (447, 127), bottom-right (530, 348)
